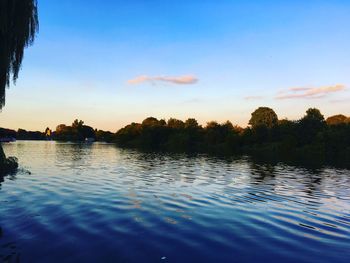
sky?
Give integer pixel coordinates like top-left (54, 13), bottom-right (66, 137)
top-left (1, 0), bottom-right (350, 131)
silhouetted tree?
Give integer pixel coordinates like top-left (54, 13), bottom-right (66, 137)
top-left (326, 114), bottom-right (348, 126)
top-left (72, 119), bottom-right (84, 129)
top-left (0, 0), bottom-right (38, 172)
top-left (184, 118), bottom-right (199, 129)
top-left (167, 118), bottom-right (185, 129)
top-left (0, 127), bottom-right (16, 138)
top-left (0, 0), bottom-right (39, 109)
top-left (249, 107), bottom-right (278, 129)
top-left (54, 120), bottom-right (96, 141)
top-left (272, 119), bottom-right (297, 149)
top-left (302, 108), bottom-right (325, 124)
top-left (80, 125), bottom-right (95, 139)
top-left (204, 121), bottom-right (222, 145)
top-left (113, 107), bottom-right (349, 167)
top-left (115, 122), bottom-right (142, 146)
top-left (298, 108), bottom-right (325, 145)
top-left (95, 130), bottom-right (114, 142)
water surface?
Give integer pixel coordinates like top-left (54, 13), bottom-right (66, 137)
top-left (1, 141), bottom-right (349, 262)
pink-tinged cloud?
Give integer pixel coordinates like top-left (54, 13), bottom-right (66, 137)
top-left (276, 84), bottom-right (346, 99)
top-left (288, 87), bottom-right (312, 92)
top-left (128, 75), bottom-right (198, 85)
top-left (244, 96), bottom-right (263, 100)
top-left (329, 97), bottom-right (350, 103)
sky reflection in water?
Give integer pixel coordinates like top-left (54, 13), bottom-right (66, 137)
top-left (1, 141), bottom-right (349, 263)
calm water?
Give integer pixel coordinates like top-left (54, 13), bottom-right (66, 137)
top-left (1, 141), bottom-right (349, 263)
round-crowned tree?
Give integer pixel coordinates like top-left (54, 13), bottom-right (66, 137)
top-left (326, 114), bottom-right (347, 126)
top-left (298, 108), bottom-right (326, 144)
top-left (184, 118), bottom-right (199, 129)
top-left (302, 108), bottom-right (325, 123)
top-left (299, 108), bottom-right (326, 131)
top-left (167, 118), bottom-right (185, 129)
top-left (249, 107), bottom-right (278, 129)
top-left (142, 117), bottom-right (164, 127)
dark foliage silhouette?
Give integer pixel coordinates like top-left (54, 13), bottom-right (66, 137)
top-left (1, 108), bottom-right (349, 167)
top-left (326, 114), bottom-right (348, 126)
top-left (0, 0), bottom-right (39, 109)
top-left (0, 0), bottom-right (38, 173)
top-left (249, 107), bottom-right (278, 129)
top-left (114, 108), bottom-right (350, 167)
top-left (55, 120), bottom-right (96, 141)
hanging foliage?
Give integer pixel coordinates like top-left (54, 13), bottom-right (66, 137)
top-left (0, 0), bottom-right (39, 109)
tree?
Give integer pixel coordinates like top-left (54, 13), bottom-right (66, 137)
top-left (300, 108), bottom-right (325, 131)
top-left (141, 117), bottom-right (166, 127)
top-left (222, 120), bottom-right (234, 131)
top-left (205, 121), bottom-right (220, 129)
top-left (1, 0), bottom-right (38, 172)
top-left (167, 118), bottom-right (185, 129)
top-left (0, 0), bottom-right (39, 109)
top-left (184, 118), bottom-right (199, 129)
top-left (326, 114), bottom-right (348, 126)
top-left (95, 130), bottom-right (114, 142)
top-left (204, 121), bottom-right (232, 145)
top-left (298, 108), bottom-right (326, 145)
top-left (302, 108), bottom-right (325, 123)
top-left (80, 125), bottom-right (95, 139)
top-left (249, 107), bottom-right (278, 129)
top-left (72, 119), bottom-right (84, 129)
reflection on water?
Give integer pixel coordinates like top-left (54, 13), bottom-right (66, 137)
top-left (0, 141), bottom-right (349, 263)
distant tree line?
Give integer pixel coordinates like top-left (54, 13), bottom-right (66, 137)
top-left (0, 127), bottom-right (45, 140)
top-left (1, 109), bottom-right (349, 166)
top-left (0, 119), bottom-right (114, 142)
top-left (114, 108), bottom-right (350, 167)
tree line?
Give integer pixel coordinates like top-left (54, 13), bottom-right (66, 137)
top-left (1, 108), bottom-right (349, 166)
top-left (114, 108), bottom-right (350, 167)
top-left (0, 119), bottom-right (114, 142)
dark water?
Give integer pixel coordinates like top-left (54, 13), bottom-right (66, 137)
top-left (0, 141), bottom-right (349, 263)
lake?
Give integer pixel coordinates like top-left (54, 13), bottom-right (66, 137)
top-left (1, 141), bottom-right (349, 262)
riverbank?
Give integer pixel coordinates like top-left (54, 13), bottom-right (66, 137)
top-left (1, 108), bottom-right (349, 169)
top-left (0, 144), bottom-right (18, 175)
top-left (114, 111), bottom-right (350, 168)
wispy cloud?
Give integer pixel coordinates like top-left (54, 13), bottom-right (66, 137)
top-left (276, 84), bottom-right (346, 100)
top-left (128, 75), bottom-right (198, 85)
top-left (329, 97), bottom-right (350, 103)
top-left (244, 96), bottom-right (263, 100)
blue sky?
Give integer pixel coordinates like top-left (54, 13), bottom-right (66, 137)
top-left (1, 0), bottom-right (350, 131)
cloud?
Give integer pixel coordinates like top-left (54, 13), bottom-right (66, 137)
top-left (276, 84), bottom-right (346, 100)
top-left (244, 96), bottom-right (263, 100)
top-left (128, 75), bottom-right (198, 85)
top-left (288, 87), bottom-right (312, 92)
top-left (329, 97), bottom-right (350, 103)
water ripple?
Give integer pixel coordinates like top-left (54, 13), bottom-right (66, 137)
top-left (0, 141), bottom-right (349, 263)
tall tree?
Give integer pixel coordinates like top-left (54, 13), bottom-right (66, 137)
top-left (0, 0), bottom-right (38, 171)
top-left (298, 108), bottom-right (325, 145)
top-left (0, 0), bottom-right (39, 109)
